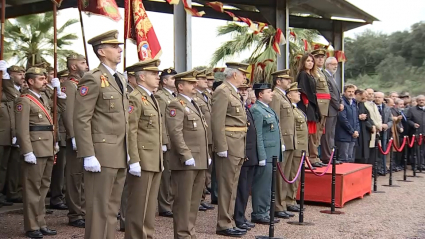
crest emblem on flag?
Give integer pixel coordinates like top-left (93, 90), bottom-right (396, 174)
top-left (80, 86), bottom-right (89, 96)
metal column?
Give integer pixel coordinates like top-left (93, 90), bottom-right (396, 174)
top-left (276, 0), bottom-right (289, 70)
top-left (174, 0), bottom-right (192, 72)
top-left (333, 22), bottom-right (344, 91)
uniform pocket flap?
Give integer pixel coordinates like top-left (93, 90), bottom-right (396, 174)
top-left (143, 110), bottom-right (156, 117)
top-left (102, 92), bottom-right (120, 100)
top-left (190, 146), bottom-right (200, 153)
top-left (264, 140), bottom-right (276, 147)
top-left (139, 142), bottom-right (154, 149)
top-left (264, 118), bottom-right (274, 124)
top-left (92, 134), bottom-right (117, 144)
top-left (230, 101), bottom-right (240, 106)
top-left (187, 115), bottom-right (197, 121)
top-left (30, 132), bottom-right (50, 141)
top-left (225, 131), bottom-right (244, 139)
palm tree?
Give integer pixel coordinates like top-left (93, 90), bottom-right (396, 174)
top-left (210, 22), bottom-right (321, 83)
top-left (4, 12), bottom-right (79, 69)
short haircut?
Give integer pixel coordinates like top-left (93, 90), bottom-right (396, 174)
top-left (25, 73), bottom-right (38, 85)
top-left (174, 79), bottom-right (184, 93)
top-left (92, 45), bottom-right (104, 59)
top-left (325, 57), bottom-right (337, 66)
top-left (254, 89), bottom-right (265, 99)
top-left (355, 89), bottom-right (364, 95)
top-left (395, 99), bottom-right (404, 104)
top-left (344, 84), bottom-right (356, 92)
top-left (223, 68), bottom-right (239, 79)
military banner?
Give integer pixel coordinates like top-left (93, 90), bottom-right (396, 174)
top-left (51, 0), bottom-right (63, 6)
top-left (79, 0), bottom-right (122, 22)
top-left (125, 0), bottom-right (162, 60)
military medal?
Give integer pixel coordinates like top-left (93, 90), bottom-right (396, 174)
top-left (100, 75), bottom-right (110, 88)
top-left (236, 108), bottom-right (240, 113)
top-left (149, 119), bottom-right (153, 125)
top-left (193, 122), bottom-right (197, 128)
top-left (38, 113), bottom-right (43, 119)
top-left (110, 102), bottom-right (115, 108)
top-left (141, 96), bottom-right (148, 105)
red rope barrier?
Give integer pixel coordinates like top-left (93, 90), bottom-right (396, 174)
top-left (276, 154), bottom-right (305, 184)
top-left (393, 136), bottom-right (407, 152)
top-left (418, 134), bottom-right (423, 146)
top-left (408, 135), bottom-right (416, 148)
top-left (304, 149), bottom-right (334, 177)
top-left (378, 139), bottom-right (393, 155)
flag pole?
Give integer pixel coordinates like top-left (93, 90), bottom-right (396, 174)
top-left (0, 0), bottom-right (5, 104)
top-left (53, 2), bottom-right (58, 153)
top-left (123, 39), bottom-right (126, 72)
top-left (78, 1), bottom-right (89, 68)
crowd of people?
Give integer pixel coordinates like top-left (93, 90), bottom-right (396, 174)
top-left (0, 28), bottom-right (424, 239)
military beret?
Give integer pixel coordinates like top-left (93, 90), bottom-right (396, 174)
top-left (26, 67), bottom-right (45, 76)
top-left (286, 82), bottom-right (301, 93)
top-left (205, 70), bottom-right (215, 80)
top-left (31, 61), bottom-right (50, 70)
top-left (196, 69), bottom-right (207, 78)
top-left (160, 67), bottom-right (177, 77)
top-left (225, 62), bottom-right (250, 74)
top-left (174, 70), bottom-right (198, 82)
top-left (311, 48), bottom-right (326, 56)
top-left (8, 65), bottom-right (25, 73)
top-left (252, 83), bottom-right (271, 90)
top-left (271, 69), bottom-right (292, 80)
top-left (87, 30), bottom-right (123, 46)
top-left (57, 69), bottom-right (69, 78)
top-left (126, 59), bottom-right (161, 74)
top-left (67, 54), bottom-right (86, 61)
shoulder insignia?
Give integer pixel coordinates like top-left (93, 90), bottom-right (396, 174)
top-left (129, 105), bottom-right (134, 114)
top-left (61, 87), bottom-right (66, 93)
top-left (16, 103), bottom-right (23, 112)
top-left (92, 68), bottom-right (99, 73)
top-left (100, 75), bottom-right (110, 88)
top-left (179, 99), bottom-right (186, 107)
top-left (79, 86), bottom-right (89, 96)
top-left (141, 96), bottom-right (148, 105)
top-left (169, 109), bottom-right (176, 117)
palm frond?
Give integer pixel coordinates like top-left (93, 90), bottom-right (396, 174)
top-left (216, 22), bottom-right (249, 36)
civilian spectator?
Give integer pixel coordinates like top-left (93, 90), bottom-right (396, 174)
top-left (354, 89), bottom-right (375, 164)
top-left (364, 88), bottom-right (382, 165)
top-left (374, 92), bottom-right (393, 175)
top-left (391, 99), bottom-right (406, 170)
top-left (406, 95), bottom-right (425, 170)
top-left (389, 92), bottom-right (399, 101)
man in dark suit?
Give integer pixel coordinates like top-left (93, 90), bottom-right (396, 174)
top-left (321, 57), bottom-right (343, 164)
top-left (374, 92), bottom-right (393, 175)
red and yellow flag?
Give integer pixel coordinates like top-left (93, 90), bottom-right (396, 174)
top-left (79, 0), bottom-right (121, 22)
top-left (205, 1), bottom-right (224, 12)
top-left (272, 28), bottom-right (286, 55)
top-left (125, 0), bottom-right (162, 60)
top-left (182, 0), bottom-right (205, 17)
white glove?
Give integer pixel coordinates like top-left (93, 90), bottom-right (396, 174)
top-left (0, 60), bottom-right (9, 79)
top-left (259, 160), bottom-right (266, 166)
top-left (129, 162), bottom-right (142, 177)
top-left (12, 137), bottom-right (17, 145)
top-left (282, 144), bottom-right (286, 152)
top-left (54, 142), bottom-right (60, 153)
top-left (24, 152), bottom-right (37, 164)
top-left (185, 158), bottom-right (196, 166)
top-left (84, 156), bottom-right (101, 172)
top-left (51, 77), bottom-right (61, 89)
top-left (208, 158), bottom-right (212, 166)
top-left (71, 137), bottom-right (77, 151)
top-left (217, 151), bottom-right (228, 158)
top-left (162, 145), bottom-right (167, 152)
top-left (57, 92), bottom-right (67, 99)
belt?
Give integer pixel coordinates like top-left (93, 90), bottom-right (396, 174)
top-left (316, 93), bottom-right (331, 100)
top-left (225, 126), bottom-right (248, 132)
top-left (30, 125), bottom-right (54, 131)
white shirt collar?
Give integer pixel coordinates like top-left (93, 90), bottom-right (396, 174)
top-left (276, 87), bottom-right (286, 95)
top-left (138, 85), bottom-right (152, 96)
top-left (196, 89), bottom-right (204, 94)
top-left (258, 100), bottom-right (269, 108)
top-left (292, 103), bottom-right (297, 108)
top-left (207, 88), bottom-right (212, 93)
top-left (102, 63), bottom-right (117, 76)
top-left (163, 87), bottom-right (174, 95)
top-left (29, 89), bottom-right (41, 98)
top-left (180, 93), bottom-right (192, 102)
top-left (227, 81), bottom-right (238, 93)
top-left (14, 84), bottom-right (20, 91)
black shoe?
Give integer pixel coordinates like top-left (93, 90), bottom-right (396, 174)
top-left (234, 227), bottom-right (247, 233)
top-left (284, 211), bottom-right (295, 217)
top-left (50, 203), bottom-right (68, 210)
top-left (159, 211), bottom-right (173, 218)
top-left (40, 227), bottom-right (57, 236)
top-left (7, 197), bottom-right (23, 203)
top-left (252, 216), bottom-right (279, 225)
top-left (275, 211), bottom-right (290, 219)
top-left (334, 160), bottom-right (342, 165)
top-left (211, 200), bottom-right (218, 205)
top-left (306, 164), bottom-right (316, 170)
top-left (287, 205), bottom-right (303, 212)
top-left (216, 228), bottom-right (244, 237)
top-left (319, 162), bottom-right (328, 166)
top-left (312, 162), bottom-right (323, 168)
top-left (25, 230), bottom-right (43, 238)
top-left (198, 205), bottom-right (207, 211)
top-left (201, 202), bottom-right (215, 210)
top-left (69, 219), bottom-right (85, 228)
top-left (46, 209), bottom-right (54, 215)
top-left (0, 200), bottom-right (13, 206)
top-left (244, 221), bottom-right (255, 228)
top-left (235, 223), bottom-right (250, 231)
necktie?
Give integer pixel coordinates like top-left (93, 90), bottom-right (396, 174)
top-left (191, 100), bottom-right (201, 114)
top-left (172, 92), bottom-right (176, 97)
top-left (113, 73), bottom-right (124, 93)
top-left (378, 105), bottom-right (382, 114)
top-left (202, 92), bottom-right (208, 102)
top-left (150, 94), bottom-right (158, 108)
top-left (39, 97), bottom-right (44, 105)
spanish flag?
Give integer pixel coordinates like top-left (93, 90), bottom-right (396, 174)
top-left (125, 0), bottom-right (162, 60)
top-left (79, 0), bottom-right (121, 22)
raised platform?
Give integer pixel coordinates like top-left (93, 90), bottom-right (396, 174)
top-left (297, 163), bottom-right (372, 207)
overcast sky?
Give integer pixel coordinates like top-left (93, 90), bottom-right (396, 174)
top-left (53, 0), bottom-right (425, 72)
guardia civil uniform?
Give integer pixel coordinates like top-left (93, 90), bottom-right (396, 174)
top-left (269, 70), bottom-right (297, 216)
top-left (61, 54), bottom-right (86, 227)
top-left (125, 60), bottom-right (163, 239)
top-left (155, 67), bottom-right (177, 216)
top-left (212, 62), bottom-right (248, 236)
top-left (166, 70), bottom-right (209, 239)
top-left (73, 30), bottom-right (129, 239)
top-left (250, 83), bottom-right (282, 223)
top-left (15, 67), bottom-right (57, 237)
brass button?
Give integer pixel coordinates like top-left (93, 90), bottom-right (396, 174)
top-left (111, 96), bottom-right (114, 99)
top-left (142, 146), bottom-right (145, 148)
top-left (230, 134), bottom-right (233, 136)
top-left (102, 139), bottom-right (106, 142)
top-left (38, 137), bottom-right (41, 140)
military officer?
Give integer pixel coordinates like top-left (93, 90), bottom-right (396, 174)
top-left (269, 69), bottom-right (297, 216)
top-left (310, 49), bottom-right (330, 167)
top-left (286, 82), bottom-right (308, 211)
top-left (204, 69), bottom-right (215, 99)
top-left (212, 62), bottom-right (248, 237)
top-left (194, 69), bottom-right (215, 211)
top-left (62, 54), bottom-right (89, 228)
top-left (73, 30), bottom-right (128, 239)
top-left (166, 70), bottom-right (210, 239)
top-left (125, 59), bottom-right (163, 239)
top-left (125, 70), bottom-right (138, 93)
top-left (155, 67), bottom-right (177, 218)
top-left (249, 83), bottom-right (282, 224)
top-left (234, 79), bottom-right (258, 230)
top-left (58, 70), bottom-right (69, 83)
top-left (2, 65), bottom-right (25, 204)
top-left (16, 67), bottom-right (58, 238)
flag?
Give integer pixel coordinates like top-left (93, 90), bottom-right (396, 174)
top-left (206, 1), bottom-right (224, 12)
top-left (272, 28), bottom-right (286, 55)
top-left (51, 0), bottom-right (63, 6)
top-left (79, 0), bottom-right (121, 21)
top-left (182, 0), bottom-right (205, 17)
top-left (335, 51), bottom-right (346, 62)
top-left (166, 0), bottom-right (180, 4)
top-left (125, 0), bottom-right (162, 60)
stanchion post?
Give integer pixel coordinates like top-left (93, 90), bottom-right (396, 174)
top-left (288, 151), bottom-right (314, 226)
top-left (256, 156), bottom-right (283, 239)
top-left (417, 134), bottom-right (423, 174)
top-left (408, 135), bottom-right (423, 178)
top-left (321, 147), bottom-right (344, 214)
top-left (373, 139), bottom-right (385, 193)
top-left (398, 136), bottom-right (413, 182)
top-left (383, 144), bottom-right (400, 187)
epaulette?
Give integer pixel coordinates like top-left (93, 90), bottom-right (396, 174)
top-left (91, 68), bottom-right (100, 73)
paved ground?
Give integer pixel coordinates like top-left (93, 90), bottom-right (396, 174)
top-left (1, 170), bottom-right (425, 239)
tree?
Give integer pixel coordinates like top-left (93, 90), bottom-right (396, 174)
top-left (4, 12), bottom-right (79, 69)
top-left (210, 22), bottom-right (320, 83)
